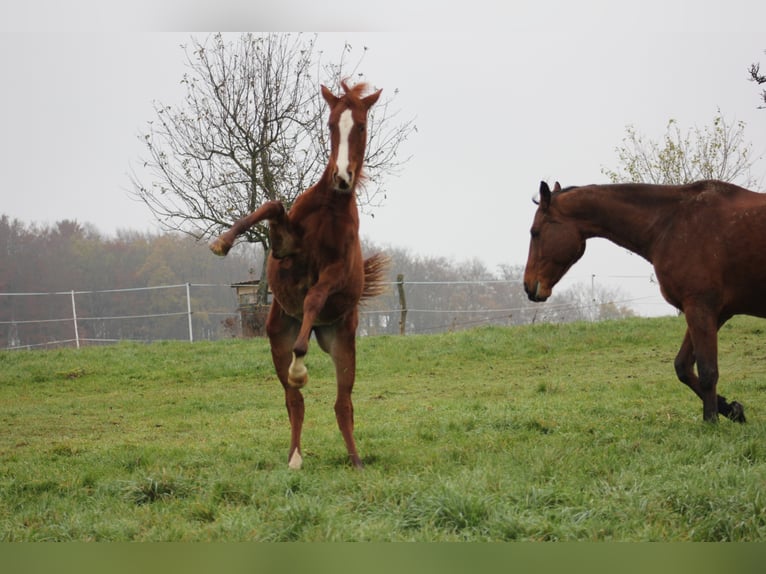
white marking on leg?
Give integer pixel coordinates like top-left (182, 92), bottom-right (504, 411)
top-left (335, 109), bottom-right (353, 188)
top-left (288, 450), bottom-right (303, 470)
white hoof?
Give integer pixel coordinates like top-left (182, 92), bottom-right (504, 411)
top-left (288, 450), bottom-right (303, 470)
top-left (288, 353), bottom-right (308, 388)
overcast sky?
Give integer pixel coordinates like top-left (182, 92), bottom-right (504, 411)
top-left (1, 1), bottom-right (765, 316)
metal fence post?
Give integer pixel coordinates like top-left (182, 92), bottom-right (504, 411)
top-left (71, 290), bottom-right (80, 349)
top-left (186, 282), bottom-right (194, 343)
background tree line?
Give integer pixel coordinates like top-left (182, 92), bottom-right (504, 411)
top-left (0, 215), bottom-right (633, 348)
top-left (0, 216), bottom-right (251, 347)
top-left (6, 38), bottom-right (760, 348)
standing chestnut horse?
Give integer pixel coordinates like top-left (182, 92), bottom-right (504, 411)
top-left (524, 179), bottom-right (766, 423)
top-left (210, 81), bottom-right (387, 469)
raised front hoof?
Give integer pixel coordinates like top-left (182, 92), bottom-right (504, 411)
top-left (727, 401), bottom-right (747, 424)
top-left (209, 237), bottom-right (232, 257)
top-left (287, 372), bottom-right (308, 388)
top-left (288, 354), bottom-right (308, 388)
top-left (287, 366), bottom-right (308, 389)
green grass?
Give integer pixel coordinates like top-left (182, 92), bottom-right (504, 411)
top-left (1, 316), bottom-right (766, 540)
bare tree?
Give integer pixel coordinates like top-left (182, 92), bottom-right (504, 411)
top-left (131, 33), bottom-right (415, 303)
top-left (601, 111), bottom-right (760, 189)
top-left (749, 52), bottom-right (766, 109)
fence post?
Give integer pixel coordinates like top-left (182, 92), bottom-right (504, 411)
top-left (397, 274), bottom-right (407, 336)
top-left (70, 290), bottom-right (80, 349)
top-left (186, 283), bottom-right (194, 343)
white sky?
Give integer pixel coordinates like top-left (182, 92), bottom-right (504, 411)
top-left (1, 1), bottom-right (765, 316)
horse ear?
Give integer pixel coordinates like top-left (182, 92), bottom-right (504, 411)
top-left (553, 181), bottom-right (562, 192)
top-left (321, 85), bottom-right (339, 107)
top-left (539, 181), bottom-right (552, 210)
top-left (362, 88), bottom-right (382, 110)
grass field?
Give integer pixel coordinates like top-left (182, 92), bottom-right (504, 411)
top-left (1, 315), bottom-right (766, 541)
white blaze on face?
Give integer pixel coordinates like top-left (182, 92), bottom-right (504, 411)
top-left (335, 109), bottom-right (354, 187)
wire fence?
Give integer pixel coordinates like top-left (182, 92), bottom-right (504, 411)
top-left (0, 283), bottom-right (236, 350)
top-left (0, 279), bottom-right (666, 351)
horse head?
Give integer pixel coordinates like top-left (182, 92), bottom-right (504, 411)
top-left (523, 181), bottom-right (587, 302)
top-left (321, 81), bottom-right (381, 193)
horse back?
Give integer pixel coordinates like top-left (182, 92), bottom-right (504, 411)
top-left (655, 185), bottom-right (766, 316)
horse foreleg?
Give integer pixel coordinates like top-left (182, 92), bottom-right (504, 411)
top-left (210, 200), bottom-right (286, 256)
top-left (674, 326), bottom-right (745, 423)
top-left (682, 308), bottom-right (721, 422)
top-left (674, 328), bottom-right (704, 399)
top-left (287, 316), bottom-right (312, 388)
top-left (288, 272), bottom-right (341, 388)
top-left (317, 317), bottom-right (363, 469)
top-left (266, 303), bottom-right (305, 469)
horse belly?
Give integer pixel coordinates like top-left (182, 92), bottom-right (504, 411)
top-left (317, 290), bottom-right (362, 324)
top-left (721, 266), bottom-right (766, 318)
top-left (719, 222), bottom-right (766, 317)
top-left (266, 255), bottom-right (363, 325)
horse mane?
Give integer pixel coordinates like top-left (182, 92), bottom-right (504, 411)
top-left (340, 79), bottom-right (372, 102)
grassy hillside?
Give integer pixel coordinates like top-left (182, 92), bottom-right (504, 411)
top-left (1, 315), bottom-right (765, 541)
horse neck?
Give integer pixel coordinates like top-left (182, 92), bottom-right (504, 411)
top-left (559, 184), bottom-right (680, 261)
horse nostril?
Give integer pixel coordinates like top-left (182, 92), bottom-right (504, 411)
top-left (332, 168), bottom-right (353, 190)
top-left (524, 281), bottom-right (543, 301)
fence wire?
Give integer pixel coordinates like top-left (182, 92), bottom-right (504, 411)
top-left (1, 280), bottom-right (662, 350)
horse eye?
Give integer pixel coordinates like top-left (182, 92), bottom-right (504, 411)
top-left (357, 123), bottom-right (366, 133)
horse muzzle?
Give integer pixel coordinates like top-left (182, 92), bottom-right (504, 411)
top-left (524, 280), bottom-right (549, 302)
top-left (332, 167), bottom-right (355, 193)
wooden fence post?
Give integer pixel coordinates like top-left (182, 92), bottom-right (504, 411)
top-left (397, 274), bottom-right (407, 336)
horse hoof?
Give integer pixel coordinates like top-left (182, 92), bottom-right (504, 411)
top-left (288, 372), bottom-right (308, 388)
top-left (288, 450), bottom-right (303, 470)
top-left (288, 364), bottom-right (308, 388)
top-left (728, 401), bottom-right (747, 423)
top-left (209, 237), bottom-right (231, 256)
top-left (288, 354), bottom-right (308, 388)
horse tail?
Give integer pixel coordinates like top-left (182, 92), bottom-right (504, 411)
top-left (361, 253), bottom-right (391, 301)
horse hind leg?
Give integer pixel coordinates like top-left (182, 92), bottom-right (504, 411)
top-left (316, 321), bottom-right (363, 469)
top-left (266, 304), bottom-right (306, 469)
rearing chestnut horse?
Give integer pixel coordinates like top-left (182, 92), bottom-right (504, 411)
top-left (210, 81), bottom-right (387, 469)
top-left (524, 179), bottom-right (766, 423)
